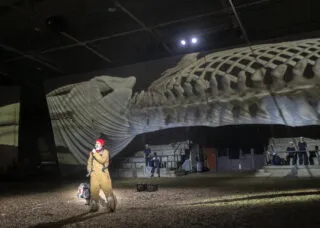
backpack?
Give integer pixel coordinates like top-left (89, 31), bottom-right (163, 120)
top-left (77, 183), bottom-right (90, 200)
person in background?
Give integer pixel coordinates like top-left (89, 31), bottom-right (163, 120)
top-left (177, 148), bottom-right (185, 169)
top-left (298, 137), bottom-right (308, 165)
top-left (309, 145), bottom-right (319, 165)
top-left (315, 146), bottom-right (320, 165)
top-left (315, 146), bottom-right (319, 157)
top-left (286, 141), bottom-right (297, 165)
top-left (151, 152), bottom-right (161, 178)
top-left (266, 144), bottom-right (276, 165)
top-left (266, 150), bottom-right (272, 165)
top-left (144, 144), bottom-right (152, 167)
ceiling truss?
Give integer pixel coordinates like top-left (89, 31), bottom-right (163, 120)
top-left (2, 0), bottom-right (312, 85)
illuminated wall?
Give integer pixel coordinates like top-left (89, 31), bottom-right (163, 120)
top-left (0, 86), bottom-right (20, 173)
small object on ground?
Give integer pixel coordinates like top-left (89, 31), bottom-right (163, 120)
top-left (136, 183), bottom-right (159, 192)
top-left (147, 184), bottom-right (159, 192)
top-left (77, 183), bottom-right (90, 201)
top-left (136, 183), bottom-right (147, 192)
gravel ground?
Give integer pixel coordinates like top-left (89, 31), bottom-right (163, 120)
top-left (1, 174), bottom-right (320, 228)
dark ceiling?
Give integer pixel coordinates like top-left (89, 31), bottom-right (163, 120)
top-left (1, 0), bottom-right (320, 86)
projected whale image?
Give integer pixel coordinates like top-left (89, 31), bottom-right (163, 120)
top-left (46, 38), bottom-right (320, 164)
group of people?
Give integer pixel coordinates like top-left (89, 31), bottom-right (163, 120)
top-left (268, 137), bottom-right (319, 166)
top-left (285, 137), bottom-right (319, 165)
top-left (144, 144), bottom-right (161, 177)
top-left (84, 137), bottom-right (319, 212)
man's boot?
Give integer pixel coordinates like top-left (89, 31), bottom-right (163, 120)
top-left (90, 200), bottom-right (99, 212)
top-left (107, 195), bottom-right (118, 213)
top-left (99, 197), bottom-right (107, 207)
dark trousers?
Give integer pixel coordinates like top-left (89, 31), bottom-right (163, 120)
top-left (151, 165), bottom-right (160, 176)
top-left (146, 158), bottom-right (150, 166)
top-left (309, 152), bottom-right (317, 165)
top-left (298, 152), bottom-right (308, 165)
top-left (286, 153), bottom-right (297, 165)
top-left (271, 156), bottom-right (281, 165)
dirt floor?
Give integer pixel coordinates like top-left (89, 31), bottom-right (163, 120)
top-left (1, 173), bottom-right (320, 228)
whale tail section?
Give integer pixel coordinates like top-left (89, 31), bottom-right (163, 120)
top-left (46, 76), bottom-right (136, 165)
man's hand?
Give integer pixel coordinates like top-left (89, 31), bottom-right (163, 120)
top-left (92, 149), bottom-right (96, 154)
top-left (86, 170), bottom-right (92, 177)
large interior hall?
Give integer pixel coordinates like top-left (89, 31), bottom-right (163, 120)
top-left (1, 0), bottom-right (320, 227)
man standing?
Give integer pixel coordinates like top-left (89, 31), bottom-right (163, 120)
top-left (87, 139), bottom-right (117, 212)
top-left (144, 144), bottom-right (152, 175)
top-left (144, 144), bottom-right (152, 167)
top-left (151, 152), bottom-right (161, 178)
top-left (286, 142), bottom-right (297, 165)
top-left (315, 146), bottom-right (320, 165)
top-left (309, 146), bottom-right (319, 165)
top-left (298, 137), bottom-right (308, 165)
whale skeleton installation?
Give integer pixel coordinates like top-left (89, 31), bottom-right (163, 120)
top-left (46, 38), bottom-right (320, 164)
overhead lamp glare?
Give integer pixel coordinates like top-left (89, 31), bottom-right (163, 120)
top-left (180, 40), bottom-right (187, 46)
top-left (191, 37), bottom-right (198, 44)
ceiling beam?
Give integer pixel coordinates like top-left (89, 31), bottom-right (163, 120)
top-left (151, 0), bottom-right (269, 29)
top-left (3, 0), bottom-right (270, 63)
top-left (219, 0), bottom-right (238, 28)
top-left (59, 32), bottom-right (113, 63)
top-left (7, 2), bottom-right (113, 64)
top-left (112, 0), bottom-right (174, 55)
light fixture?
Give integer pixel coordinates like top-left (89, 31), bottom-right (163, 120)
top-left (191, 37), bottom-right (198, 44)
top-left (180, 40), bottom-right (187, 46)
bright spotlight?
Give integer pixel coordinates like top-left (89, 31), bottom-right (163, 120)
top-left (180, 40), bottom-right (187, 46)
top-left (191, 37), bottom-right (198, 44)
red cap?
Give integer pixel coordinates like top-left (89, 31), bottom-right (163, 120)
top-left (96, 139), bottom-right (104, 146)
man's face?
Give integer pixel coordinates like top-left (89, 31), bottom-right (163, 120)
top-left (300, 137), bottom-right (304, 142)
top-left (289, 142), bottom-right (294, 147)
top-left (95, 142), bottom-right (102, 150)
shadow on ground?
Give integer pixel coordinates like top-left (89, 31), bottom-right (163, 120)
top-left (28, 212), bottom-right (107, 228)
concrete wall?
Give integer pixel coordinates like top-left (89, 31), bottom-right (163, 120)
top-left (216, 154), bottom-right (265, 172)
